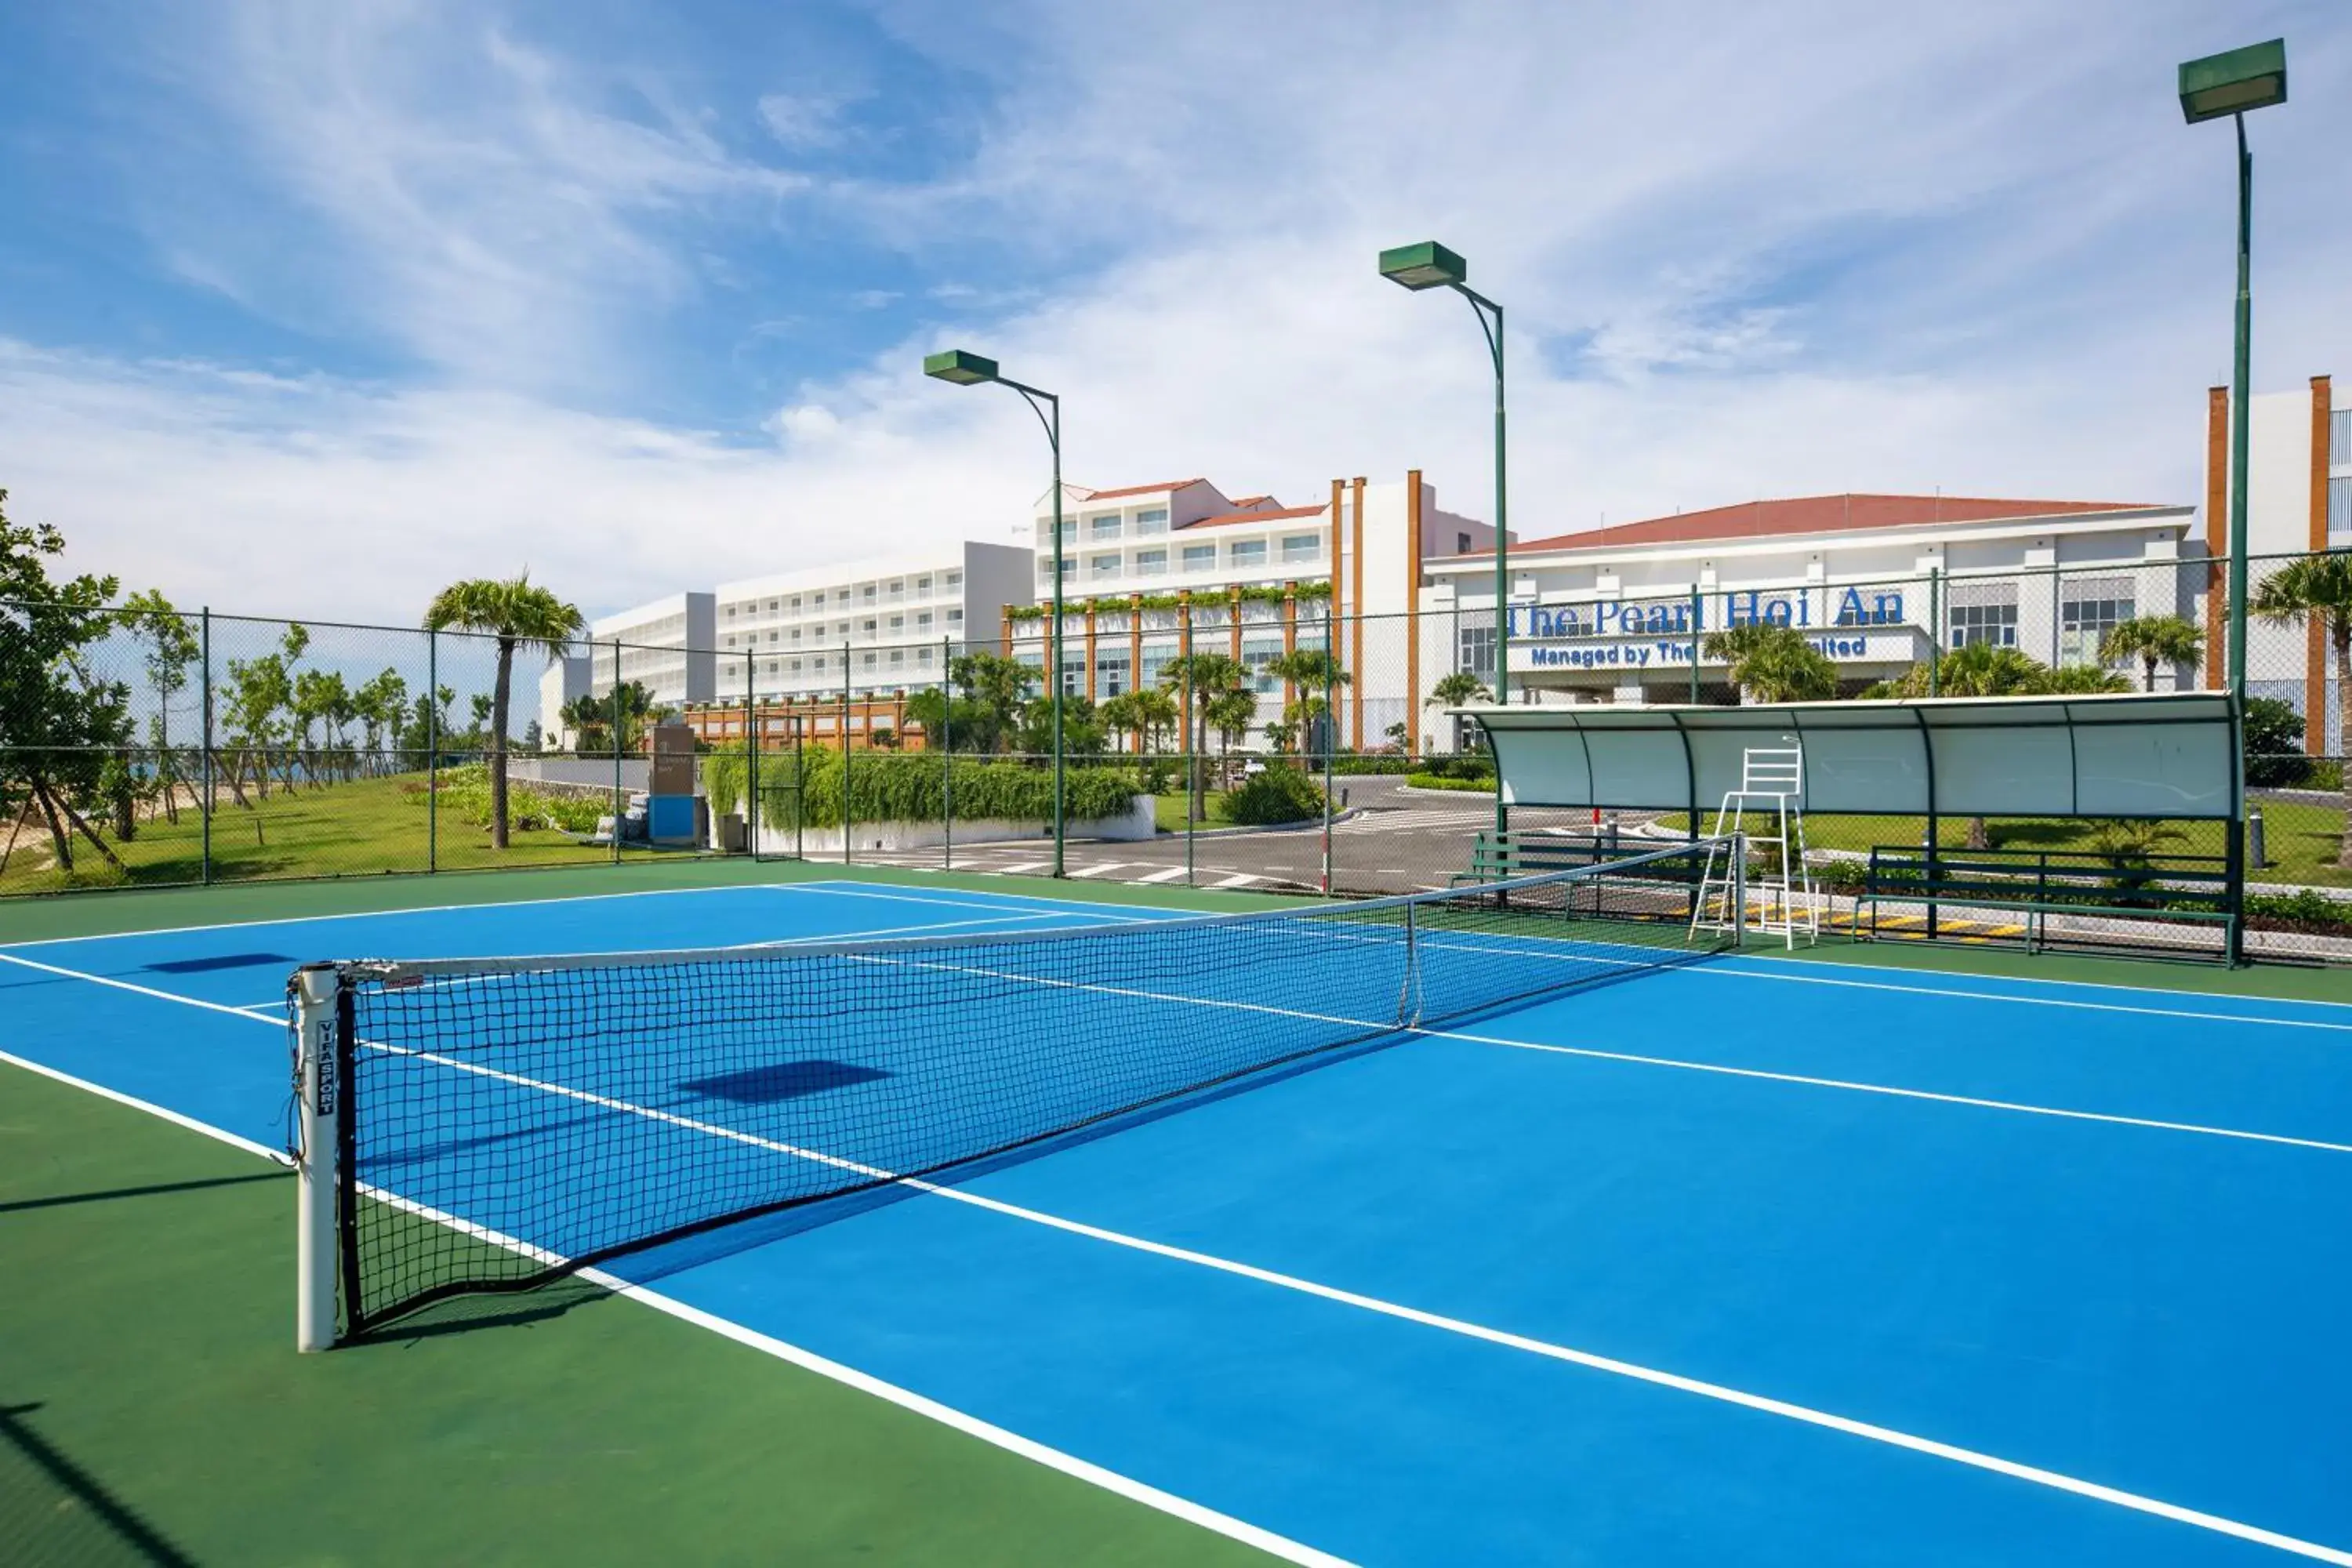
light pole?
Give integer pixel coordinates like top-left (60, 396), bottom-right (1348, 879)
top-left (1381, 240), bottom-right (1508, 846)
top-left (924, 348), bottom-right (1067, 877)
top-left (2179, 38), bottom-right (2287, 703)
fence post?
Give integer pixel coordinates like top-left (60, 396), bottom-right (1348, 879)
top-left (1184, 655), bottom-right (1196, 887)
top-left (840, 641), bottom-right (852, 866)
top-left (199, 607), bottom-right (214, 886)
top-left (1689, 586), bottom-right (1703, 703)
top-left (941, 635), bottom-right (953, 872)
top-left (1321, 622), bottom-right (1335, 895)
top-left (426, 627), bottom-right (438, 873)
top-left (2051, 563), bottom-right (2063, 667)
top-left (743, 651), bottom-right (756, 857)
top-left (610, 640), bottom-right (622, 867)
top-left (1927, 568), bottom-right (1942, 698)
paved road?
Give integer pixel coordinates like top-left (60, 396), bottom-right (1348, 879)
top-left (839, 775), bottom-right (1504, 895)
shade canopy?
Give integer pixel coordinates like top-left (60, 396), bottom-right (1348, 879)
top-left (922, 348), bottom-right (1000, 385)
top-left (2180, 38), bottom-right (2287, 123)
top-left (1377, 241), bottom-right (1468, 291)
top-left (1461, 693), bottom-right (2239, 822)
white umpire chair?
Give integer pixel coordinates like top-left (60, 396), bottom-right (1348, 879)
top-left (1690, 740), bottom-right (1819, 949)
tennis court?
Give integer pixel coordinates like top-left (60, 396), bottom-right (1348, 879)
top-left (6, 866), bottom-right (2352, 1566)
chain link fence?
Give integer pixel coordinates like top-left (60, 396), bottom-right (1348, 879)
top-left (9, 550), bottom-right (2352, 962)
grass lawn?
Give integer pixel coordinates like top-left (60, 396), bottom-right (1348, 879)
top-left (0, 771), bottom-right (660, 896)
top-left (1653, 804), bottom-right (2350, 888)
top-left (0, 1059), bottom-right (1269, 1565)
top-left (1152, 790), bottom-right (1236, 832)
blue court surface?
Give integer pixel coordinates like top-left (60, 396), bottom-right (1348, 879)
top-left (5, 877), bottom-right (2352, 1566)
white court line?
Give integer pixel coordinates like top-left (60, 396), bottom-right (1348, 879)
top-left (0, 879), bottom-right (779, 951)
top-left (353, 1033), bottom-right (2352, 1566)
top-left (0, 1038), bottom-right (1341, 1567)
top-left (784, 881), bottom-right (1168, 925)
top-left (16, 949), bottom-right (2352, 1559)
top-left (0, 1046), bottom-right (289, 1165)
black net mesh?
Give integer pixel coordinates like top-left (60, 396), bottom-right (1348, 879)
top-left (324, 841), bottom-right (1729, 1335)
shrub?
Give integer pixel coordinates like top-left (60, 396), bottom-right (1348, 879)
top-left (2245, 696), bottom-right (2315, 789)
top-left (2243, 889), bottom-right (2352, 935)
top-left (1223, 767), bottom-right (1325, 826)
top-left (706, 746), bottom-right (1141, 830)
top-left (1404, 771), bottom-right (1497, 793)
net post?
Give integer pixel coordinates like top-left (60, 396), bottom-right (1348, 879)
top-left (426, 628), bottom-right (439, 873)
top-left (199, 606), bottom-right (214, 886)
top-left (292, 963), bottom-right (341, 1352)
top-left (941, 634), bottom-right (953, 871)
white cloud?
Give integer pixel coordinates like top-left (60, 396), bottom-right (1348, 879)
top-left (5, 0), bottom-right (2348, 630)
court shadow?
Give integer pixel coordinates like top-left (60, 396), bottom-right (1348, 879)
top-left (143, 951), bottom-right (293, 975)
top-left (339, 1276), bottom-right (615, 1349)
top-left (678, 1059), bottom-right (891, 1105)
top-left (0, 1170), bottom-right (288, 1216)
top-left (0, 1402), bottom-right (199, 1567)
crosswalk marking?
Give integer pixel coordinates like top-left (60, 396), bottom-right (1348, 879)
top-left (1137, 866), bottom-right (1191, 884)
top-left (1211, 873), bottom-right (1265, 889)
top-left (1065, 862), bottom-right (1131, 879)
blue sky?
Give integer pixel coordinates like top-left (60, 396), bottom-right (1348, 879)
top-left (0, 1), bottom-right (2343, 623)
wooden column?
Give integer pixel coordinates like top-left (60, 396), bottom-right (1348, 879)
top-left (1000, 611), bottom-right (1013, 659)
top-left (1405, 467), bottom-right (1424, 753)
top-left (1083, 601), bottom-right (1098, 702)
top-left (2205, 386), bottom-right (2228, 691)
top-left (2310, 376), bottom-right (2334, 753)
top-left (1282, 583), bottom-right (1298, 717)
top-left (1350, 475), bottom-right (1367, 749)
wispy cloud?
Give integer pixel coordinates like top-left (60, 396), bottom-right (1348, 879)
top-left (1, 0), bottom-right (2345, 628)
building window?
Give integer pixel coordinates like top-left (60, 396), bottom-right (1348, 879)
top-left (1090, 515), bottom-right (1121, 540)
top-left (889, 649), bottom-right (904, 667)
top-left (1091, 554), bottom-right (1120, 579)
top-left (789, 659), bottom-right (801, 673)
top-left (1229, 539), bottom-right (1268, 568)
top-left (1281, 535), bottom-right (1321, 563)
top-left (2060, 582), bottom-right (2132, 666)
top-left (2333, 408), bottom-right (2350, 465)
top-left (946, 572), bottom-right (963, 588)
top-left (947, 608), bottom-right (964, 624)
top-left (1948, 593), bottom-right (2019, 649)
top-left (1183, 544), bottom-right (1218, 572)
top-left (1458, 624), bottom-right (1496, 681)
top-left (1135, 508), bottom-right (1169, 535)
top-left (1457, 532), bottom-right (1472, 554)
top-left (1095, 651), bottom-right (1131, 696)
top-left (788, 596), bottom-right (801, 612)
top-left (916, 575), bottom-right (932, 594)
top-left (889, 615), bottom-right (904, 632)
top-left (725, 606), bottom-right (737, 619)
top-left (2332, 477), bottom-right (2352, 538)
top-left (916, 611), bottom-right (933, 630)
top-left (768, 630), bottom-right (779, 643)
top-left (1134, 548), bottom-right (1168, 576)
top-left (1241, 637), bottom-right (1283, 693)
top-left (862, 619), bottom-right (878, 635)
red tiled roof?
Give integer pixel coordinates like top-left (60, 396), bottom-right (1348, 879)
top-left (1077, 477), bottom-right (1207, 502)
top-left (1497, 494), bottom-right (2165, 554)
top-left (1226, 494), bottom-right (1276, 507)
top-left (1181, 504), bottom-right (1327, 530)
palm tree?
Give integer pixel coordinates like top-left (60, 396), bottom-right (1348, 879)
top-left (1425, 670), bottom-right (1490, 710)
top-left (2099, 615), bottom-right (2204, 692)
top-left (423, 574), bottom-right (586, 848)
top-left (1268, 648), bottom-right (1351, 760)
top-left (1160, 652), bottom-right (1250, 822)
top-left (2252, 554), bottom-right (2352, 866)
top-left (1700, 622), bottom-right (1836, 703)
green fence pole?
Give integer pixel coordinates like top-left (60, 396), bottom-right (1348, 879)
top-left (1184, 657), bottom-right (1196, 887)
top-left (199, 607), bottom-right (213, 885)
top-left (611, 640), bottom-right (622, 866)
top-left (1688, 586), bottom-right (1702, 703)
top-left (743, 651), bottom-right (755, 857)
top-left (1321, 626), bottom-right (1335, 895)
top-left (1927, 568), bottom-right (1942, 698)
top-left (426, 627), bottom-right (438, 873)
top-left (941, 635), bottom-right (953, 872)
top-left (841, 641), bottom-right (852, 866)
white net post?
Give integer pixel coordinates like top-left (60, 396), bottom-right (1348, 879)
top-left (292, 963), bottom-right (340, 1352)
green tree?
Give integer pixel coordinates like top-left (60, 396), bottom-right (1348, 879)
top-left (1098, 688), bottom-right (1180, 754)
top-left (1268, 648), bottom-right (1351, 757)
top-left (1700, 622), bottom-right (1837, 703)
top-left (423, 574), bottom-right (586, 848)
top-left (2251, 554), bottom-right (2352, 866)
top-left (354, 670), bottom-right (409, 775)
top-left (2241, 695), bottom-right (2312, 788)
top-left (122, 589), bottom-right (198, 824)
top-left (1160, 652), bottom-right (1250, 821)
top-left (0, 492), bottom-right (133, 873)
top-left (1425, 670), bottom-right (1491, 710)
top-left (2099, 615), bottom-right (2204, 693)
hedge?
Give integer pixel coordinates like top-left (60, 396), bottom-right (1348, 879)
top-left (703, 747), bottom-right (1142, 832)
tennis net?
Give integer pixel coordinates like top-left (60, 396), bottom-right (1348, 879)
top-left (292, 837), bottom-right (1738, 1341)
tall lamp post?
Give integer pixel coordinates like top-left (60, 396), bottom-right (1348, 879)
top-left (2179, 38), bottom-right (2287, 703)
top-left (1381, 241), bottom-right (1509, 846)
top-left (924, 348), bottom-right (1067, 877)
